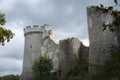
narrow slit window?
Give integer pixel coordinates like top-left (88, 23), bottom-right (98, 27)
top-left (30, 45), bottom-right (32, 48)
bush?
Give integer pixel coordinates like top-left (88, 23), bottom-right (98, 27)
top-left (0, 75), bottom-right (19, 80)
top-left (32, 55), bottom-right (56, 80)
top-left (65, 57), bottom-right (90, 80)
top-left (92, 48), bottom-right (120, 80)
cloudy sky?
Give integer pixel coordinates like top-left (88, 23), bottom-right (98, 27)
top-left (0, 0), bottom-right (118, 76)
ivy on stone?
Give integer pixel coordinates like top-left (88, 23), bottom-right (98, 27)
top-left (94, 5), bottom-right (120, 32)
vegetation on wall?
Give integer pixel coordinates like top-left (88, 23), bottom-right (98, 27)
top-left (90, 1), bottom-right (120, 79)
top-left (64, 46), bottom-right (120, 80)
top-left (92, 2), bottom-right (120, 32)
top-left (63, 38), bottom-right (71, 44)
top-left (90, 47), bottom-right (120, 80)
top-left (90, 0), bottom-right (119, 32)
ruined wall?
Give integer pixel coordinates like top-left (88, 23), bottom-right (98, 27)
top-left (41, 36), bottom-right (60, 71)
top-left (21, 24), bottom-right (89, 80)
top-left (87, 6), bottom-right (120, 72)
top-left (59, 38), bottom-right (88, 79)
top-left (79, 43), bottom-right (89, 61)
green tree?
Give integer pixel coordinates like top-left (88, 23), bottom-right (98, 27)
top-left (0, 11), bottom-right (14, 46)
top-left (32, 55), bottom-right (55, 80)
top-left (0, 74), bottom-right (19, 80)
top-left (66, 57), bottom-right (89, 80)
top-left (91, 48), bottom-right (120, 80)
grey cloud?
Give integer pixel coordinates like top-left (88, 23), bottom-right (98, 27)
top-left (0, 71), bottom-right (20, 76)
top-left (0, 58), bottom-right (22, 76)
top-left (0, 27), bottom-right (24, 60)
top-left (0, 52), bottom-right (22, 60)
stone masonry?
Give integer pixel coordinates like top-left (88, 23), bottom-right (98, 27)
top-left (21, 24), bottom-right (88, 80)
top-left (59, 38), bottom-right (88, 79)
top-left (21, 24), bottom-right (60, 80)
top-left (20, 24), bottom-right (88, 80)
top-left (87, 6), bottom-right (120, 72)
top-left (20, 6), bottom-right (120, 80)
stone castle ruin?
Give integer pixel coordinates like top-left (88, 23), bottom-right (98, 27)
top-left (21, 24), bottom-right (88, 80)
top-left (21, 6), bottom-right (120, 80)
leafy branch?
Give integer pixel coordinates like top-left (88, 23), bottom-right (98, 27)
top-left (0, 11), bottom-right (14, 45)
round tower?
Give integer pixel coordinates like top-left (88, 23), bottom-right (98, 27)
top-left (21, 25), bottom-right (43, 80)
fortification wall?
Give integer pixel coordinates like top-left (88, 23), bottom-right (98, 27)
top-left (79, 43), bottom-right (89, 61)
top-left (41, 36), bottom-right (60, 71)
top-left (87, 6), bottom-right (120, 72)
top-left (59, 38), bottom-right (88, 79)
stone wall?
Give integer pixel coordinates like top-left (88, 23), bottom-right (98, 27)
top-left (87, 6), bottom-right (120, 73)
top-left (59, 38), bottom-right (89, 79)
top-left (41, 36), bottom-right (60, 71)
top-left (21, 25), bottom-right (59, 80)
top-left (79, 43), bottom-right (89, 61)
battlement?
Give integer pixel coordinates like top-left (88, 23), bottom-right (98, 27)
top-left (24, 24), bottom-right (51, 36)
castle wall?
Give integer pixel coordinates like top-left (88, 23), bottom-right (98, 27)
top-left (87, 6), bottom-right (119, 72)
top-left (79, 43), bottom-right (89, 61)
top-left (41, 36), bottom-right (60, 71)
top-left (59, 38), bottom-right (88, 79)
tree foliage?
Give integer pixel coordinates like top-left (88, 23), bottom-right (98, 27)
top-left (0, 75), bottom-right (19, 80)
top-left (32, 55), bottom-right (55, 80)
top-left (91, 47), bottom-right (120, 80)
top-left (114, 0), bottom-right (118, 5)
top-left (0, 11), bottom-right (14, 46)
top-left (65, 57), bottom-right (89, 80)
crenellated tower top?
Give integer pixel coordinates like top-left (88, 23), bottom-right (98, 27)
top-left (24, 24), bottom-right (51, 38)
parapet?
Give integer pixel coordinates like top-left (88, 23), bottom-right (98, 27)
top-left (41, 24), bottom-right (51, 31)
top-left (24, 24), bottom-right (51, 36)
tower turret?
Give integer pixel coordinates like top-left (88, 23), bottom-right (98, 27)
top-left (21, 24), bottom-right (52, 80)
top-left (21, 25), bottom-right (42, 80)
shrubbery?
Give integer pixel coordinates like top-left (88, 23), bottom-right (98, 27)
top-left (65, 57), bottom-right (89, 80)
top-left (32, 55), bottom-right (56, 80)
top-left (91, 48), bottom-right (120, 80)
top-left (0, 75), bottom-right (19, 80)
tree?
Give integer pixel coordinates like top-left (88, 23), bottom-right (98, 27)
top-left (90, 47), bottom-right (120, 80)
top-left (32, 55), bottom-right (55, 80)
top-left (0, 11), bottom-right (14, 46)
top-left (66, 57), bottom-right (89, 80)
top-left (0, 74), bottom-right (19, 80)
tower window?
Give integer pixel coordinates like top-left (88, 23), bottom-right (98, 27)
top-left (30, 45), bottom-right (32, 48)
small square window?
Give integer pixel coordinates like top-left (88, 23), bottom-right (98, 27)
top-left (30, 45), bottom-right (32, 48)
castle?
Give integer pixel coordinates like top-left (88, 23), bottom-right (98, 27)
top-left (20, 6), bottom-right (120, 80)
